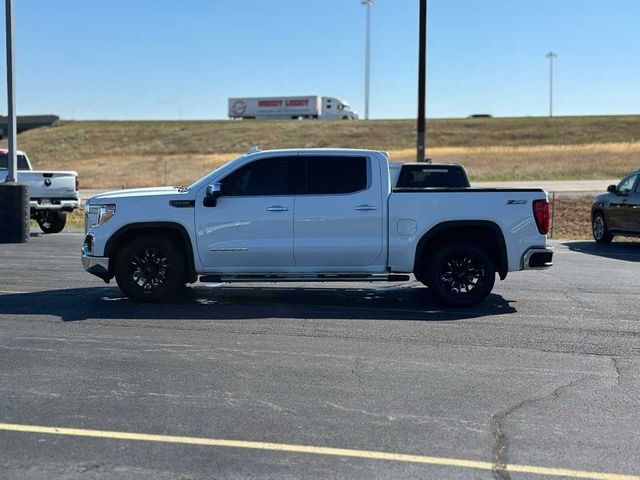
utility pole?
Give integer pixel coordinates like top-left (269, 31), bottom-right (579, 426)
top-left (417, 0), bottom-right (428, 161)
top-left (0, 0), bottom-right (29, 243)
top-left (362, 0), bottom-right (374, 120)
top-left (546, 51), bottom-right (557, 117)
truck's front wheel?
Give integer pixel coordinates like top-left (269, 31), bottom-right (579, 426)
top-left (37, 211), bottom-right (67, 234)
top-left (425, 242), bottom-right (495, 307)
top-left (114, 236), bottom-right (187, 302)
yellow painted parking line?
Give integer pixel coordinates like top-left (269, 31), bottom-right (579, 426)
top-left (1, 422), bottom-right (639, 480)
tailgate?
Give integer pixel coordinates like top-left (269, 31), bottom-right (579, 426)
top-left (17, 171), bottom-right (78, 199)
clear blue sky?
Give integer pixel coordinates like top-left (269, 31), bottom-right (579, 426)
top-left (1, 0), bottom-right (638, 120)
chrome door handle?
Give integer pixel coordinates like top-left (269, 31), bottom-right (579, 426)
top-left (354, 204), bottom-right (378, 211)
top-left (266, 206), bottom-right (289, 212)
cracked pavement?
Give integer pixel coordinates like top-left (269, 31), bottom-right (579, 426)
top-left (490, 375), bottom-right (594, 480)
top-left (1, 234), bottom-right (640, 479)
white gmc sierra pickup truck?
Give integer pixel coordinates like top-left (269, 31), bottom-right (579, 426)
top-left (1, 149), bottom-right (79, 233)
top-left (82, 148), bottom-right (553, 307)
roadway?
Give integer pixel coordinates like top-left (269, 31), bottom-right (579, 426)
top-left (1, 232), bottom-right (639, 479)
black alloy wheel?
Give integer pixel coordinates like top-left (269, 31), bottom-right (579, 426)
top-left (426, 242), bottom-right (496, 307)
top-left (115, 236), bottom-right (186, 302)
top-left (130, 248), bottom-right (171, 293)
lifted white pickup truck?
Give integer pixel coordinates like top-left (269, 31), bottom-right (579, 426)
top-left (82, 148), bottom-right (553, 307)
top-left (0, 149), bottom-right (79, 233)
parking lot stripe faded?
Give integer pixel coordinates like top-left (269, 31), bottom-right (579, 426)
top-left (0, 423), bottom-right (638, 479)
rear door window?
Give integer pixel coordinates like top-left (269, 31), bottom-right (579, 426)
top-left (305, 156), bottom-right (368, 195)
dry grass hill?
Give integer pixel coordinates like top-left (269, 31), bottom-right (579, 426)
top-left (4, 115), bottom-right (640, 189)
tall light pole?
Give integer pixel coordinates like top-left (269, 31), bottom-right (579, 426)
top-left (0, 0), bottom-right (29, 243)
top-left (546, 51), bottom-right (557, 117)
top-left (362, 0), bottom-right (374, 120)
top-left (4, 0), bottom-right (16, 182)
top-left (417, 0), bottom-right (428, 161)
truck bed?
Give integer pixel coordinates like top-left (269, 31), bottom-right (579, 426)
top-left (388, 188), bottom-right (548, 273)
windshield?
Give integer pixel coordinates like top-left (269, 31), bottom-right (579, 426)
top-left (0, 153), bottom-right (30, 170)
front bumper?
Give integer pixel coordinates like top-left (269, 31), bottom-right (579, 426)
top-left (81, 244), bottom-right (111, 282)
top-left (521, 246), bottom-right (554, 270)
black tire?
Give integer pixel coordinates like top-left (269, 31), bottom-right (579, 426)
top-left (425, 242), bottom-right (496, 308)
top-left (114, 236), bottom-right (187, 302)
top-left (37, 211), bottom-right (67, 234)
top-left (592, 212), bottom-right (613, 244)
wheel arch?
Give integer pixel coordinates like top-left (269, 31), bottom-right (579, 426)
top-left (413, 220), bottom-right (508, 281)
top-left (591, 207), bottom-right (606, 221)
top-left (105, 222), bottom-right (197, 283)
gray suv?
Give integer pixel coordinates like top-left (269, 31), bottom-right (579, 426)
top-left (592, 169), bottom-right (640, 243)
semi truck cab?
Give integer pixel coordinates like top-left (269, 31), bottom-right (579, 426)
top-left (322, 97), bottom-right (358, 120)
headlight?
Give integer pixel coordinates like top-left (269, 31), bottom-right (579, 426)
top-left (87, 204), bottom-right (116, 228)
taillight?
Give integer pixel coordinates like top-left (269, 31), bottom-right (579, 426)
top-left (533, 199), bottom-right (550, 235)
top-left (75, 176), bottom-right (79, 191)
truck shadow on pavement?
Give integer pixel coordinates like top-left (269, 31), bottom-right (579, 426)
top-left (0, 283), bottom-right (516, 322)
top-left (563, 241), bottom-right (640, 262)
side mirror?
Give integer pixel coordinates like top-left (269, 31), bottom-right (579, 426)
top-left (607, 185), bottom-right (617, 194)
top-left (204, 183), bottom-right (222, 207)
top-left (206, 183), bottom-right (222, 197)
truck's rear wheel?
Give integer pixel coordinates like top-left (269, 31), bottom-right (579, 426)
top-left (37, 211), bottom-right (67, 234)
top-left (114, 236), bottom-right (186, 302)
top-left (425, 242), bottom-right (495, 307)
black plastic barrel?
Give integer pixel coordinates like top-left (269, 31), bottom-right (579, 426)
top-left (0, 183), bottom-right (30, 243)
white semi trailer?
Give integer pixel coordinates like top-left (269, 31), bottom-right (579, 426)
top-left (228, 96), bottom-right (358, 120)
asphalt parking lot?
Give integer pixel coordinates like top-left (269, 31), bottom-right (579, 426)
top-left (1, 232), bottom-right (639, 479)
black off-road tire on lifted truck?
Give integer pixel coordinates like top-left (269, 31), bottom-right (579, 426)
top-left (592, 212), bottom-right (614, 244)
top-left (424, 241), bottom-right (496, 308)
top-left (114, 235), bottom-right (187, 303)
top-left (37, 211), bottom-right (67, 234)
